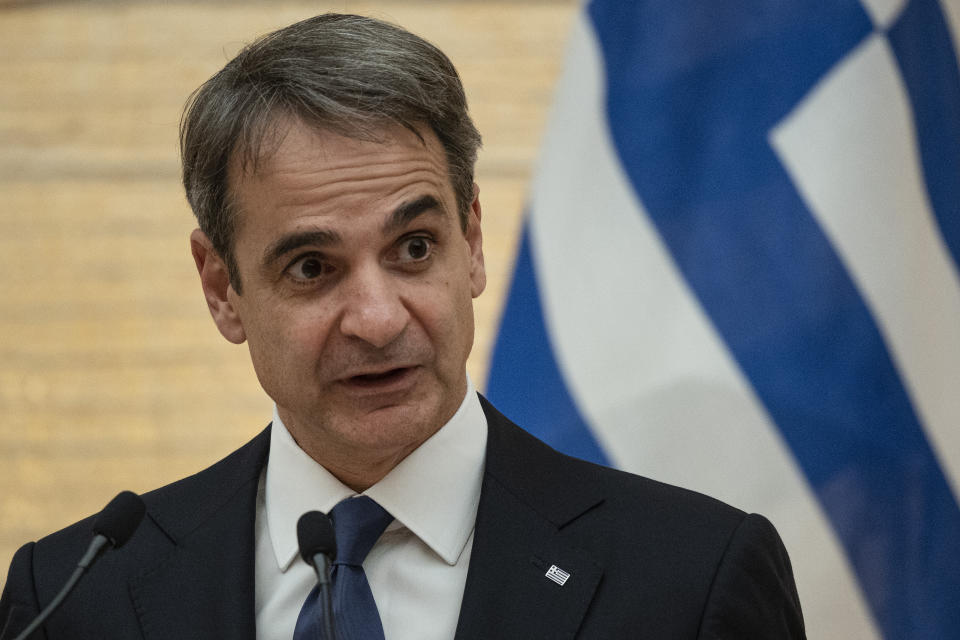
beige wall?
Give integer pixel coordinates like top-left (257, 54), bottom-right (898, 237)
top-left (0, 1), bottom-right (578, 583)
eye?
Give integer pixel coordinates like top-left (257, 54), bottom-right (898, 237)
top-left (397, 236), bottom-right (433, 263)
top-left (286, 254), bottom-right (333, 281)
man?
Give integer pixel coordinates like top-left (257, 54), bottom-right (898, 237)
top-left (0, 13), bottom-right (804, 639)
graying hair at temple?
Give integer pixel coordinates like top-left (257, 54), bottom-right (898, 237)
top-left (179, 13), bottom-right (483, 292)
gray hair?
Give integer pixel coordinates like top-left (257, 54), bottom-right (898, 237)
top-left (180, 13), bottom-right (482, 291)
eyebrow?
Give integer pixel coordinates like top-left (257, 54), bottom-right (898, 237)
top-left (260, 195), bottom-right (446, 270)
top-left (382, 195), bottom-right (445, 234)
top-left (262, 229), bottom-right (340, 271)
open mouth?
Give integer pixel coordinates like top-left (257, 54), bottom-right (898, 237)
top-left (347, 367), bottom-right (413, 387)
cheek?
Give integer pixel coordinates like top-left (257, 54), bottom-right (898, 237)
top-left (435, 279), bottom-right (476, 354)
top-left (280, 310), bottom-right (336, 359)
top-left (244, 305), bottom-right (329, 370)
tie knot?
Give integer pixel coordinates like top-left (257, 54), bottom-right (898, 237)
top-left (330, 496), bottom-right (393, 567)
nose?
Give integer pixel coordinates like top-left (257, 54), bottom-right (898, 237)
top-left (338, 264), bottom-right (410, 349)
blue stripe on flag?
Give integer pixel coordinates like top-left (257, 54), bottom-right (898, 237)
top-left (486, 220), bottom-right (610, 466)
top-left (888, 0), bottom-right (960, 275)
top-left (586, 0), bottom-right (960, 637)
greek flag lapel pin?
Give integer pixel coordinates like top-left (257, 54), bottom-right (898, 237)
top-left (545, 564), bottom-right (571, 586)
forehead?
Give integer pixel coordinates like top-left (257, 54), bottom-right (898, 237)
top-left (227, 117), bottom-right (454, 222)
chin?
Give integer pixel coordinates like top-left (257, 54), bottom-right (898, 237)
top-left (344, 401), bottom-right (440, 446)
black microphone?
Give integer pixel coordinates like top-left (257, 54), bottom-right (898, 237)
top-left (297, 510), bottom-right (337, 640)
top-left (13, 491), bottom-right (146, 640)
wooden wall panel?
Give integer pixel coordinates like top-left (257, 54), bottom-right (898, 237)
top-left (0, 1), bottom-right (578, 583)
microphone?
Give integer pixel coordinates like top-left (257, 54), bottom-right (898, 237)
top-left (13, 491), bottom-right (146, 640)
top-left (90, 490), bottom-right (145, 549)
top-left (297, 510), bottom-right (337, 640)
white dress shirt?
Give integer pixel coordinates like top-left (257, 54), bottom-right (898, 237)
top-left (254, 377), bottom-right (488, 640)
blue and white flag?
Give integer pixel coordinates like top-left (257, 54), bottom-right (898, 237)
top-left (486, 1), bottom-right (960, 637)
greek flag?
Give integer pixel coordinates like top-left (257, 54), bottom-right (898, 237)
top-left (486, 1), bottom-right (960, 637)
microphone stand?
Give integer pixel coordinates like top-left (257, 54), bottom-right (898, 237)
top-left (297, 509), bottom-right (337, 640)
top-left (310, 552), bottom-right (336, 640)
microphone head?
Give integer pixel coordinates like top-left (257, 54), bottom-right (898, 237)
top-left (92, 490), bottom-right (146, 548)
top-left (297, 510), bottom-right (337, 567)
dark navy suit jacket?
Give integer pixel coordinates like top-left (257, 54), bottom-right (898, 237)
top-left (1, 396), bottom-right (805, 639)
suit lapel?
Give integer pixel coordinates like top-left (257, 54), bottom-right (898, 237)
top-left (129, 427), bottom-right (270, 640)
top-left (455, 398), bottom-right (605, 640)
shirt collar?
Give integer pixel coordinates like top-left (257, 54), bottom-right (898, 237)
top-left (265, 376), bottom-right (487, 571)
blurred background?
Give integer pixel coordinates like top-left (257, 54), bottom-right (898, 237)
top-left (0, 0), bottom-right (578, 582)
top-left (4, 1), bottom-right (960, 638)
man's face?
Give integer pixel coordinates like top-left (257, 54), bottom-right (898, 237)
top-left (196, 118), bottom-right (485, 476)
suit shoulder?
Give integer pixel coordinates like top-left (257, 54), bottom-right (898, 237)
top-left (475, 399), bottom-right (802, 635)
top-left (482, 396), bottom-right (745, 532)
top-left (137, 425), bottom-right (269, 529)
top-left (15, 426), bottom-right (270, 578)
top-left (558, 450), bottom-right (803, 637)
top-left (582, 455), bottom-right (746, 527)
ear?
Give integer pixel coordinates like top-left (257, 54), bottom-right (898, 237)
top-left (190, 229), bottom-right (246, 344)
top-left (465, 183), bottom-right (486, 299)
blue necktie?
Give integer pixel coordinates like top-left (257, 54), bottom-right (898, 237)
top-left (294, 496), bottom-right (394, 640)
